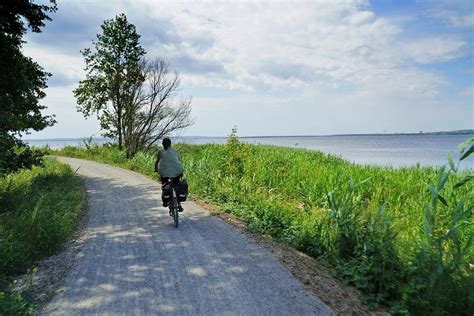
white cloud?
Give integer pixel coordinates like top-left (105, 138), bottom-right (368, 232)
top-left (22, 44), bottom-right (85, 85)
top-left (25, 0), bottom-right (467, 96)
top-left (132, 1), bottom-right (465, 97)
top-left (434, 10), bottom-right (474, 28)
top-left (23, 0), bottom-right (472, 137)
top-left (401, 37), bottom-right (466, 64)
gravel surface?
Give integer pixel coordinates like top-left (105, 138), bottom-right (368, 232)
top-left (41, 157), bottom-right (333, 315)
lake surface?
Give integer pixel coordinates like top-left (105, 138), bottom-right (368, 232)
top-left (26, 134), bottom-right (473, 169)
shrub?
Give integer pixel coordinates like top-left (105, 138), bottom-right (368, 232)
top-left (0, 143), bottom-right (45, 175)
top-left (0, 159), bottom-right (85, 275)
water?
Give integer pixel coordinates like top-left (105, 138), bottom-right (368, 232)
top-left (25, 138), bottom-right (110, 149)
top-left (25, 134), bottom-right (473, 169)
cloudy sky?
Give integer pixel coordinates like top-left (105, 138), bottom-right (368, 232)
top-left (24, 0), bottom-right (473, 138)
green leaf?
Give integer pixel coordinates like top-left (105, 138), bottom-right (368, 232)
top-left (458, 137), bottom-right (474, 152)
top-left (435, 166), bottom-right (449, 191)
top-left (448, 152), bottom-right (456, 171)
top-left (428, 182), bottom-right (438, 198)
top-left (437, 194), bottom-right (448, 207)
top-left (460, 144), bottom-right (474, 161)
top-left (438, 173), bottom-right (449, 191)
top-left (327, 192), bottom-right (338, 211)
top-left (454, 174), bottom-right (474, 189)
top-left (423, 204), bottom-right (433, 241)
top-left (354, 177), bottom-right (371, 188)
top-left (462, 234), bottom-right (473, 253)
top-left (428, 182), bottom-right (439, 211)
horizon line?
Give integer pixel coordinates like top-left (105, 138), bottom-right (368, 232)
top-left (23, 129), bottom-right (473, 141)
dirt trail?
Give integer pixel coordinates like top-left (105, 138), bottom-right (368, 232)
top-left (42, 157), bottom-right (333, 315)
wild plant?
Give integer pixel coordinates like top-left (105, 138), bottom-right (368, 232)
top-left (326, 176), bottom-right (401, 307)
top-left (326, 176), bottom-right (369, 259)
top-left (82, 136), bottom-right (94, 150)
top-left (349, 204), bottom-right (401, 308)
top-left (400, 138), bottom-right (473, 315)
top-left (284, 213), bottom-right (327, 258)
top-left (219, 127), bottom-right (249, 179)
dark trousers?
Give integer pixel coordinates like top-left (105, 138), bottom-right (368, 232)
top-left (160, 175), bottom-right (182, 186)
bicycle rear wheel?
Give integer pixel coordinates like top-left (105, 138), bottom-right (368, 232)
top-left (173, 204), bottom-right (179, 227)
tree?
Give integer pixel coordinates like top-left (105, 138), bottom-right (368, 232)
top-left (74, 13), bottom-right (146, 150)
top-left (122, 58), bottom-right (194, 157)
top-left (0, 0), bottom-right (57, 173)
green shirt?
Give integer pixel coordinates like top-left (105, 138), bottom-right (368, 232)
top-left (156, 148), bottom-right (184, 177)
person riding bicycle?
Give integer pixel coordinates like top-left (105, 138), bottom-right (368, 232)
top-left (154, 137), bottom-right (184, 211)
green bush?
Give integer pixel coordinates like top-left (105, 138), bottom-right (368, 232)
top-left (0, 141), bottom-right (46, 175)
top-left (397, 143), bottom-right (474, 315)
top-left (0, 159), bottom-right (85, 275)
top-left (0, 158), bottom-right (85, 314)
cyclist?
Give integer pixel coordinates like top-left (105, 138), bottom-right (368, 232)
top-left (155, 137), bottom-right (184, 212)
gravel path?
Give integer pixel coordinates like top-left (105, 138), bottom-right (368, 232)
top-left (42, 157), bottom-right (334, 315)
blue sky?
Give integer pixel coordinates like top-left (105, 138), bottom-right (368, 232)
top-left (24, 0), bottom-right (473, 138)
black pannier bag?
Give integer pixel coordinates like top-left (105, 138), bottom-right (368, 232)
top-left (177, 179), bottom-right (188, 202)
top-left (162, 183), bottom-right (172, 205)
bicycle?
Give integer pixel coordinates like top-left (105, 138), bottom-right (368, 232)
top-left (163, 178), bottom-right (183, 227)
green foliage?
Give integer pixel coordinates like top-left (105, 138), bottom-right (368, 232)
top-left (335, 205), bottom-right (401, 308)
top-left (326, 177), bottom-right (367, 259)
top-left (82, 136), bottom-right (94, 150)
top-left (0, 159), bottom-right (85, 275)
top-left (0, 289), bottom-right (35, 315)
top-left (51, 133), bottom-right (474, 315)
top-left (0, 0), bottom-right (57, 173)
top-left (0, 0), bottom-right (56, 45)
top-left (0, 141), bottom-right (45, 174)
top-left (219, 127), bottom-right (250, 178)
top-left (397, 138), bottom-right (474, 315)
top-left (74, 13), bottom-right (146, 150)
top-left (0, 158), bottom-right (84, 314)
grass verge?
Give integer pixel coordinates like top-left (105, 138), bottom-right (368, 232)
top-left (0, 158), bottom-right (85, 314)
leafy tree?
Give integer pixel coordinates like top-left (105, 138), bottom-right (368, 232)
top-left (74, 13), bottom-right (146, 150)
top-left (0, 0), bottom-right (57, 173)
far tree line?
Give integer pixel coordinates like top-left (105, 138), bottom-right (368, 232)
top-left (0, 2), bottom-right (193, 173)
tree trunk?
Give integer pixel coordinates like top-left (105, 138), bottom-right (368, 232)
top-left (116, 92), bottom-right (123, 150)
top-left (118, 131), bottom-right (122, 150)
top-left (117, 112), bottom-right (123, 150)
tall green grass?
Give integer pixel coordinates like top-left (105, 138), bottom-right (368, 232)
top-left (52, 137), bottom-right (473, 315)
top-left (0, 158), bottom-right (85, 314)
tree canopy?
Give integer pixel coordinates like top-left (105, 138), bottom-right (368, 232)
top-left (0, 0), bottom-right (57, 173)
top-left (74, 13), bottom-right (146, 150)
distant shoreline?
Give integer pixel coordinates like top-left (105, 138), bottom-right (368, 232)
top-left (241, 130), bottom-right (473, 139)
top-left (24, 129), bottom-right (473, 141)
